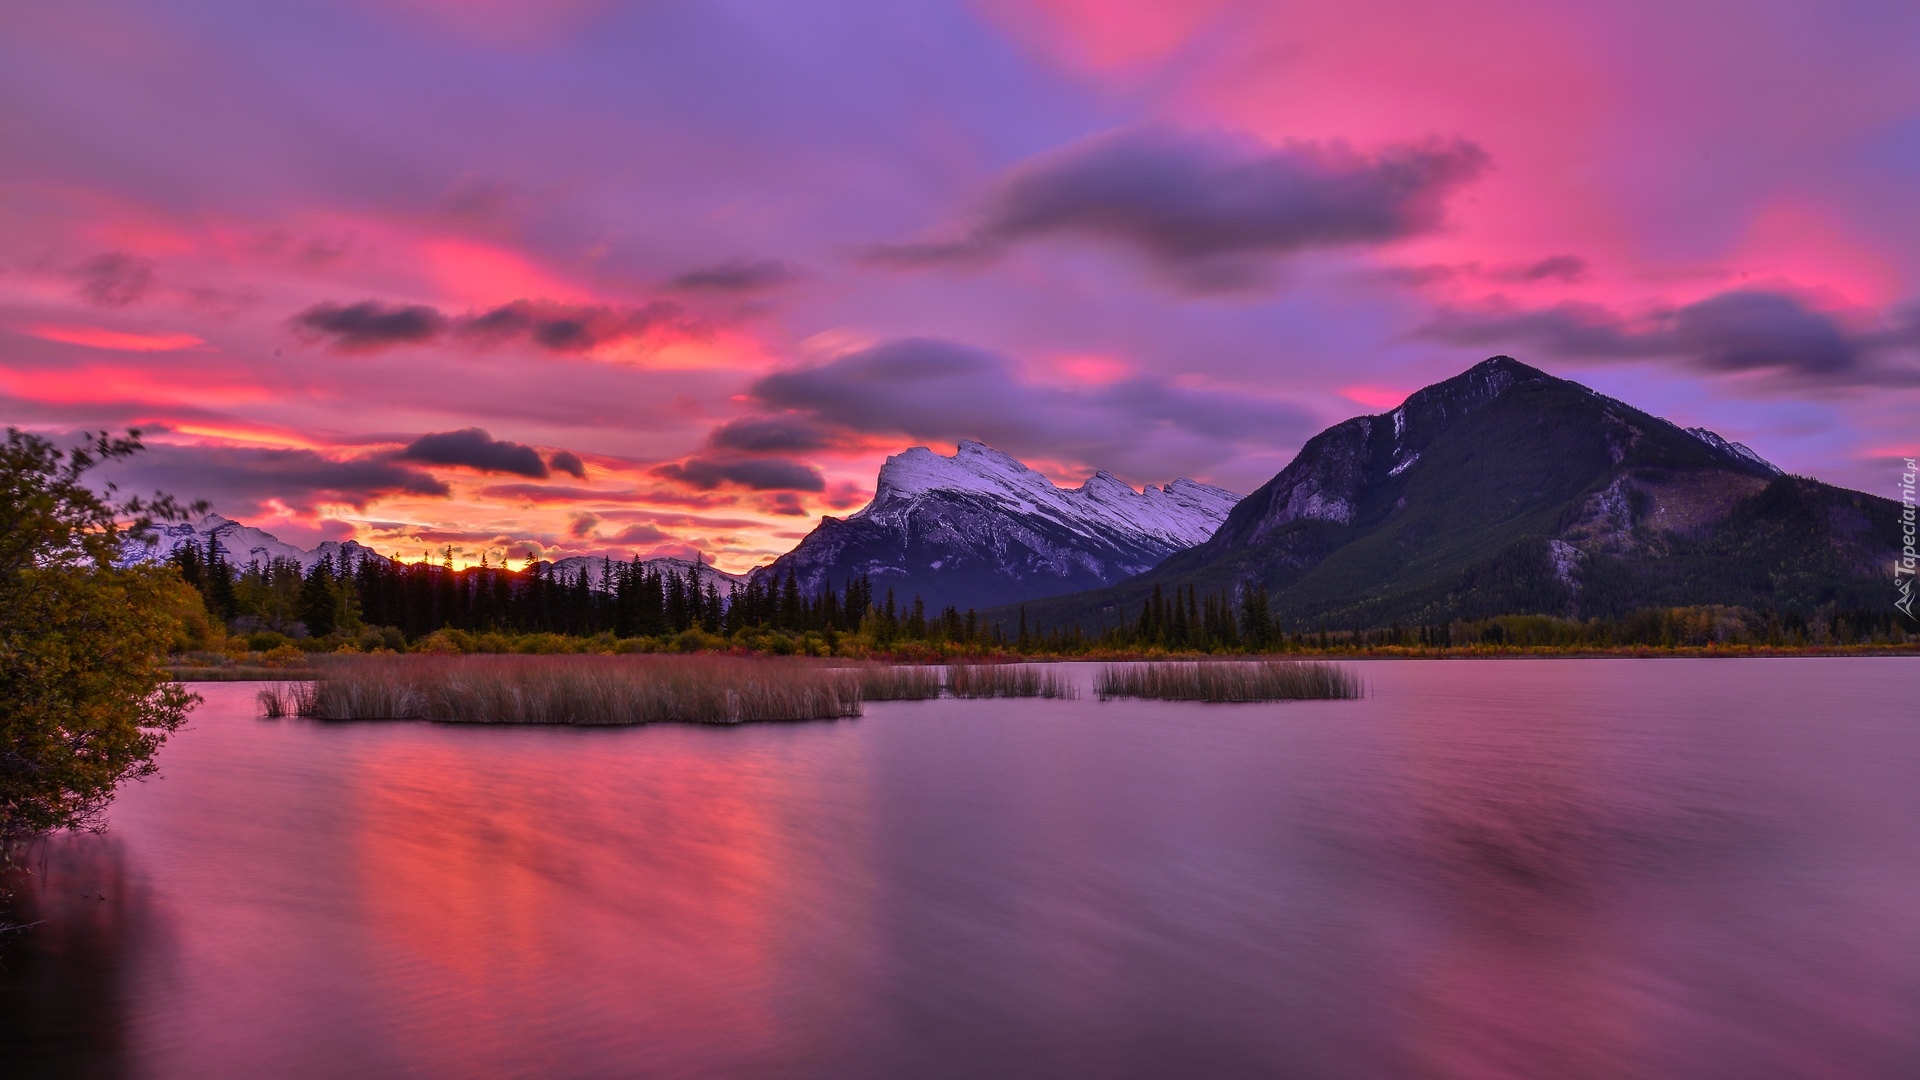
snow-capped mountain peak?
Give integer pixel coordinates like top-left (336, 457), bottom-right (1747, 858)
top-left (125, 513), bottom-right (344, 570)
top-left (862, 440), bottom-right (1057, 512)
top-left (854, 441), bottom-right (1238, 549)
top-left (758, 441), bottom-right (1240, 610)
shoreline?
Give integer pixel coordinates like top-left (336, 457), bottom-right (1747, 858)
top-left (166, 644), bottom-right (1920, 682)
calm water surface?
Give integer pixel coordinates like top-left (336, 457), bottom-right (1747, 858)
top-left (4, 659), bottom-right (1917, 1078)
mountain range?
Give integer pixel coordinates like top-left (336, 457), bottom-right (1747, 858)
top-left (547, 555), bottom-right (745, 593)
top-left (132, 357), bottom-right (1905, 631)
top-left (128, 515), bottom-right (745, 593)
top-left (127, 514), bottom-right (391, 573)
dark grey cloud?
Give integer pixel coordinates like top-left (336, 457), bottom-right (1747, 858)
top-left (666, 259), bottom-right (801, 294)
top-left (293, 301), bottom-right (448, 353)
top-left (548, 449), bottom-right (587, 479)
top-left (401, 428), bottom-right (550, 478)
top-left (865, 126), bottom-right (1489, 292)
top-left (651, 456), bottom-right (826, 492)
top-left (1497, 255), bottom-right (1588, 283)
top-left (73, 252), bottom-right (157, 308)
top-left (290, 298), bottom-right (689, 355)
top-left (748, 337), bottom-right (1312, 482)
top-left (707, 414), bottom-right (838, 453)
top-left (474, 483), bottom-right (737, 509)
top-left (759, 492), bottom-right (808, 517)
top-left (96, 443), bottom-right (449, 517)
top-left (1418, 288), bottom-right (1917, 384)
top-left (1670, 291), bottom-right (1859, 375)
top-left (456, 299), bottom-right (687, 353)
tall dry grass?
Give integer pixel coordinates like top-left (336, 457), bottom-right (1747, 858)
top-left (852, 665), bottom-right (946, 701)
top-left (256, 682), bottom-right (316, 718)
top-left (944, 662), bottom-right (1078, 699)
top-left (274, 654), bottom-right (864, 724)
top-left (1095, 660), bottom-right (1361, 702)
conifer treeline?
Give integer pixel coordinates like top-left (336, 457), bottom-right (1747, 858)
top-left (169, 535), bottom-right (1916, 652)
top-left (167, 537), bottom-right (1005, 645)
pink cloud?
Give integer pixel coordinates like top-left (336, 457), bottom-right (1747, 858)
top-left (25, 324), bottom-right (204, 351)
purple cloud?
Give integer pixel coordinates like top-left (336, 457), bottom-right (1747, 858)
top-left (95, 442), bottom-right (449, 517)
top-left (748, 337), bottom-right (1312, 481)
top-left (401, 428), bottom-right (551, 478)
top-left (651, 456), bottom-right (826, 492)
top-left (293, 301), bottom-right (448, 353)
top-left (73, 252), bottom-right (157, 308)
top-left (707, 414), bottom-right (839, 453)
top-left (290, 299), bottom-right (690, 355)
top-left (1419, 289), bottom-right (1919, 384)
top-left (666, 259), bottom-right (802, 294)
top-left (867, 126), bottom-right (1489, 292)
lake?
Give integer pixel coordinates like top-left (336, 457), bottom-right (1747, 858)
top-left (5, 659), bottom-right (1917, 1078)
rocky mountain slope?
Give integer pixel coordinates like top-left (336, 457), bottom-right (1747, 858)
top-left (753, 440), bottom-right (1239, 611)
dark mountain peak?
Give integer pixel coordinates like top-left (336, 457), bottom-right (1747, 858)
top-left (1470, 353), bottom-right (1546, 377)
top-left (1013, 353), bottom-right (1892, 634)
top-left (1389, 355), bottom-right (1557, 433)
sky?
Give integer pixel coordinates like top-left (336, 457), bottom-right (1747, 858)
top-left (4, 0), bottom-right (1917, 572)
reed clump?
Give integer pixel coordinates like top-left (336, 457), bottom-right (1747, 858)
top-left (944, 663), bottom-right (1078, 699)
top-left (853, 664), bottom-right (946, 701)
top-left (256, 681), bottom-right (317, 718)
top-left (274, 654), bottom-right (863, 724)
top-left (1095, 660), bottom-right (1361, 702)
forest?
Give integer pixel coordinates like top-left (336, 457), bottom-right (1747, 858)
top-left (166, 534), bottom-right (1918, 660)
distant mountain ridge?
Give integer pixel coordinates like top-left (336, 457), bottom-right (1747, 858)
top-left (753, 440), bottom-right (1239, 611)
top-left (547, 555), bottom-right (745, 592)
top-left (1010, 356), bottom-right (1904, 631)
top-left (125, 514), bottom-right (391, 572)
top-left (126, 515), bottom-right (745, 593)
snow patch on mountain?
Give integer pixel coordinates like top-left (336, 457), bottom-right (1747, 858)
top-left (1685, 427), bottom-right (1781, 476)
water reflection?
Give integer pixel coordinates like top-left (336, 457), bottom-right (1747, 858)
top-left (2, 834), bottom-right (140, 1079)
top-left (0, 663), bottom-right (1914, 1078)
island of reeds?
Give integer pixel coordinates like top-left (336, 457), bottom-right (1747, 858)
top-left (256, 656), bottom-right (1108, 725)
top-left (254, 654), bottom-right (1366, 724)
top-left (1096, 660), bottom-right (1363, 703)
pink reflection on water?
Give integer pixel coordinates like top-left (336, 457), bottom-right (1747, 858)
top-left (4, 662), bottom-right (1918, 1078)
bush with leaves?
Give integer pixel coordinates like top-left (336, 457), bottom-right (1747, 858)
top-left (1, 428), bottom-right (203, 839)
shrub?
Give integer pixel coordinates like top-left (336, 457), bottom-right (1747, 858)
top-left (259, 643), bottom-right (308, 668)
top-left (247, 630), bottom-right (295, 652)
